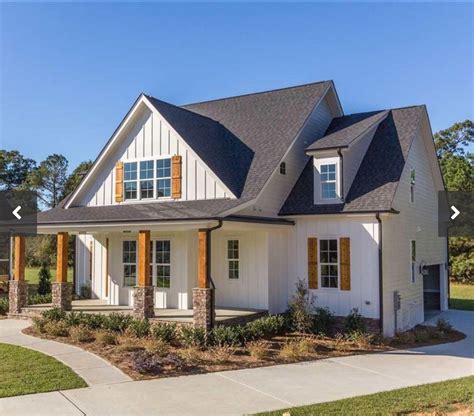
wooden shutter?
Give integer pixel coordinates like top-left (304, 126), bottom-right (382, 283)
top-left (172, 155), bottom-right (182, 199)
top-left (308, 237), bottom-right (318, 289)
top-left (115, 161), bottom-right (124, 203)
top-left (340, 237), bottom-right (351, 291)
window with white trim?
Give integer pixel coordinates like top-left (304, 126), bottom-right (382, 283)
top-left (155, 240), bottom-right (171, 288)
top-left (140, 160), bottom-right (154, 199)
top-left (0, 235), bottom-right (10, 276)
top-left (410, 168), bottom-right (415, 203)
top-left (124, 162), bottom-right (138, 200)
top-left (156, 159), bottom-right (171, 197)
top-left (410, 240), bottom-right (416, 283)
top-left (227, 240), bottom-right (239, 279)
top-left (320, 164), bottom-right (337, 199)
top-left (123, 240), bottom-right (137, 286)
top-left (320, 239), bottom-right (338, 288)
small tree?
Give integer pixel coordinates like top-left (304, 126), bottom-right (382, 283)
top-left (37, 264), bottom-right (51, 295)
top-left (288, 279), bottom-right (315, 333)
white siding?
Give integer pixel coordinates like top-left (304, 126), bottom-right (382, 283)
top-left (382, 127), bottom-right (447, 336)
top-left (244, 97), bottom-right (333, 216)
top-left (75, 234), bottom-right (93, 295)
top-left (78, 108), bottom-right (230, 207)
top-left (290, 216), bottom-right (380, 319)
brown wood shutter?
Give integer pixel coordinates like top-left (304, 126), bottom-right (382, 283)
top-left (340, 237), bottom-right (351, 291)
top-left (115, 161), bottom-right (124, 203)
top-left (308, 237), bottom-right (318, 289)
top-left (172, 155), bottom-right (182, 199)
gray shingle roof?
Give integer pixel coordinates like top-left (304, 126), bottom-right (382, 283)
top-left (279, 106), bottom-right (424, 215)
top-left (306, 110), bottom-right (388, 151)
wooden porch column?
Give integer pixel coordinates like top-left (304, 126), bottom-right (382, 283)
top-left (9, 236), bottom-right (28, 314)
top-left (52, 232), bottom-right (72, 310)
top-left (133, 230), bottom-right (154, 318)
top-left (198, 230), bottom-right (208, 288)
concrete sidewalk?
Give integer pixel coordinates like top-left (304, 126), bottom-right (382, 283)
top-left (1, 310), bottom-right (473, 416)
top-left (0, 319), bottom-right (131, 386)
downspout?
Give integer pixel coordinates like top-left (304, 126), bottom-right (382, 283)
top-left (337, 148), bottom-right (344, 201)
top-left (376, 213), bottom-right (383, 333)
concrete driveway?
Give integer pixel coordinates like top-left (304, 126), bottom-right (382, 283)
top-left (1, 309), bottom-right (473, 416)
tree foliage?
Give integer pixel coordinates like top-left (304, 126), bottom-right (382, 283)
top-left (434, 120), bottom-right (474, 159)
top-left (0, 150), bottom-right (36, 190)
top-left (62, 160), bottom-right (93, 199)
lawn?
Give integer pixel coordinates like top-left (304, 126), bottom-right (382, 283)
top-left (256, 376), bottom-right (474, 415)
top-left (0, 343), bottom-right (86, 398)
top-left (25, 267), bottom-right (73, 285)
top-left (450, 283), bottom-right (474, 311)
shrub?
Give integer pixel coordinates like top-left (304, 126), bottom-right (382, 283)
top-left (179, 326), bottom-right (206, 347)
top-left (246, 340), bottom-right (270, 360)
top-left (332, 333), bottom-right (350, 352)
top-left (96, 331), bottom-right (118, 346)
top-left (392, 330), bottom-right (415, 346)
top-left (70, 326), bottom-right (95, 343)
top-left (279, 338), bottom-right (313, 360)
top-left (436, 318), bottom-right (453, 333)
top-left (29, 293), bottom-right (52, 305)
top-left (102, 313), bottom-right (134, 333)
top-left (37, 264), bottom-right (51, 295)
top-left (80, 313), bottom-right (106, 330)
top-left (288, 279), bottom-right (315, 333)
top-left (413, 327), bottom-right (430, 344)
top-left (132, 351), bottom-right (184, 374)
top-left (345, 330), bottom-right (374, 349)
top-left (0, 298), bottom-right (8, 315)
top-left (151, 323), bottom-right (177, 343)
top-left (125, 319), bottom-right (151, 338)
top-left (32, 316), bottom-right (47, 333)
top-left (244, 315), bottom-right (286, 340)
top-left (143, 339), bottom-right (170, 356)
top-left (42, 308), bottom-right (66, 322)
top-left (44, 320), bottom-right (69, 337)
top-left (210, 325), bottom-right (245, 347)
top-left (344, 308), bottom-right (367, 334)
top-left (312, 307), bottom-right (335, 335)
top-left (177, 346), bottom-right (203, 365)
top-left (117, 338), bottom-right (143, 352)
top-left (80, 283), bottom-right (92, 299)
top-left (206, 346), bottom-right (236, 364)
top-left (64, 311), bottom-right (85, 327)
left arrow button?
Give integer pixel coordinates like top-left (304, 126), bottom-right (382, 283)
top-left (12, 206), bottom-right (22, 220)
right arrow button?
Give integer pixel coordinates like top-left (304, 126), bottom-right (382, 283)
top-left (450, 205), bottom-right (460, 220)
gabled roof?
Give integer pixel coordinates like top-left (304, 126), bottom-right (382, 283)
top-left (306, 110), bottom-right (389, 151)
top-left (279, 106), bottom-right (424, 215)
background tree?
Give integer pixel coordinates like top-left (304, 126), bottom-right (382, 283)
top-left (434, 119), bottom-right (474, 284)
top-left (27, 154), bottom-right (68, 208)
top-left (0, 150), bottom-right (36, 190)
top-left (37, 264), bottom-right (52, 295)
top-left (62, 160), bottom-right (93, 199)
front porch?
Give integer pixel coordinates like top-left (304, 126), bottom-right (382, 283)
top-left (21, 299), bottom-right (267, 325)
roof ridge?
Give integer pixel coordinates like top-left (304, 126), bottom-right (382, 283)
top-left (340, 105), bottom-right (425, 118)
top-left (180, 80), bottom-right (331, 107)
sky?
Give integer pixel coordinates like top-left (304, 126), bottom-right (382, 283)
top-left (1, 2), bottom-right (473, 172)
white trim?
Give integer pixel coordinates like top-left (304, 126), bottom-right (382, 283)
top-left (313, 156), bottom-right (343, 204)
top-left (226, 238), bottom-right (240, 280)
top-left (318, 236), bottom-right (340, 290)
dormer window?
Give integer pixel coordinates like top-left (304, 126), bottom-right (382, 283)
top-left (321, 163), bottom-right (337, 199)
top-left (280, 162), bottom-right (286, 175)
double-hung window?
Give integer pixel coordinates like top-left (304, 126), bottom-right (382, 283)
top-left (123, 240), bottom-right (137, 286)
top-left (124, 162), bottom-right (138, 200)
top-left (227, 240), bottom-right (239, 279)
top-left (410, 240), bottom-right (416, 283)
top-left (157, 159), bottom-right (171, 197)
top-left (140, 160), bottom-right (154, 199)
top-left (320, 239), bottom-right (338, 288)
top-left (321, 164), bottom-right (337, 199)
top-left (155, 240), bottom-right (171, 288)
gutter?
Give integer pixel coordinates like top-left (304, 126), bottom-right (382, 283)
top-left (337, 147), bottom-right (344, 201)
top-left (376, 213), bottom-right (384, 333)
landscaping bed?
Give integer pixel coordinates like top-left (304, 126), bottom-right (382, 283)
top-left (23, 307), bottom-right (464, 381)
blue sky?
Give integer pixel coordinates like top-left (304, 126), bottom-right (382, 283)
top-left (1, 2), bottom-right (472, 171)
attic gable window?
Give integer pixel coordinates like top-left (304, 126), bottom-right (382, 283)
top-left (156, 158), bottom-right (171, 197)
top-left (124, 162), bottom-right (138, 200)
top-left (321, 163), bottom-right (337, 199)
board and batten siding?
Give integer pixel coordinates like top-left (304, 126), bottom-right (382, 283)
top-left (382, 126), bottom-right (447, 336)
top-left (289, 216), bottom-right (380, 319)
top-left (79, 108), bottom-right (231, 207)
top-left (242, 97), bottom-right (334, 216)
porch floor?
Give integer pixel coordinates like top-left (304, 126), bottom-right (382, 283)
top-left (23, 299), bottom-right (266, 324)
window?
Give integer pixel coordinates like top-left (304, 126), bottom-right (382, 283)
top-left (140, 160), bottom-right (154, 199)
top-left (123, 240), bottom-right (137, 286)
top-left (124, 162), bottom-right (138, 200)
top-left (320, 239), bottom-right (338, 288)
top-left (0, 235), bottom-right (9, 276)
top-left (280, 162), bottom-right (286, 175)
top-left (321, 164), bottom-right (337, 199)
top-left (410, 169), bottom-right (415, 203)
top-left (410, 240), bottom-right (416, 283)
top-left (156, 158), bottom-right (171, 197)
top-left (227, 240), bottom-right (239, 279)
top-left (155, 240), bottom-right (171, 288)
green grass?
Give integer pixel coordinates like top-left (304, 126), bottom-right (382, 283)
top-left (0, 343), bottom-right (87, 398)
top-left (256, 376), bottom-right (474, 416)
top-left (450, 283), bottom-right (474, 311)
top-left (25, 267), bottom-right (73, 285)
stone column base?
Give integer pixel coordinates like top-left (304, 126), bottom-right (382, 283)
top-left (193, 287), bottom-right (215, 331)
top-left (9, 280), bottom-right (29, 314)
top-left (52, 282), bottom-right (72, 311)
top-left (133, 286), bottom-right (155, 319)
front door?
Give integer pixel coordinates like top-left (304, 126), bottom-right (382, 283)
top-left (423, 265), bottom-right (441, 312)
